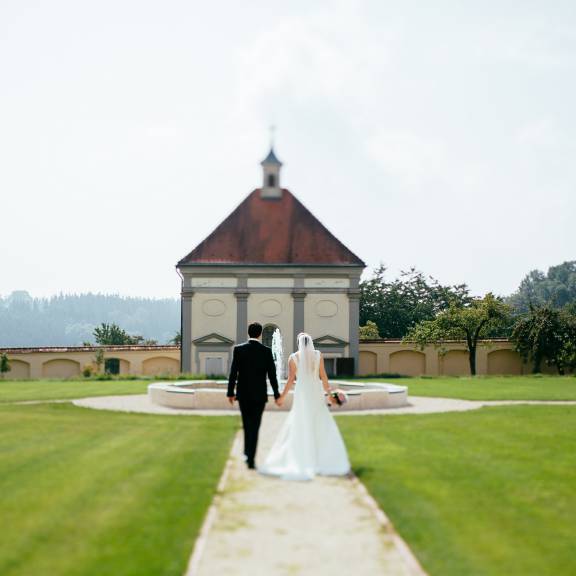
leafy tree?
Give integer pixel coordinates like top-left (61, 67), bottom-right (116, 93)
top-left (0, 353), bottom-right (10, 378)
top-left (360, 265), bottom-right (473, 339)
top-left (404, 293), bottom-right (511, 375)
top-left (511, 305), bottom-right (576, 374)
top-left (561, 312), bottom-right (576, 373)
top-left (92, 323), bottom-right (157, 345)
top-left (556, 312), bottom-right (576, 374)
top-left (169, 331), bottom-right (182, 346)
top-left (129, 335), bottom-right (158, 346)
top-left (93, 323), bottom-right (134, 345)
top-left (359, 320), bottom-right (380, 340)
top-left (564, 301), bottom-right (576, 316)
top-left (508, 261), bottom-right (576, 312)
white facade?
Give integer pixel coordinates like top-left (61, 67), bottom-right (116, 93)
top-left (178, 266), bottom-right (362, 376)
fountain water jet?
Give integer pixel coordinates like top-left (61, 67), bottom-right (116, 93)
top-left (271, 328), bottom-right (284, 391)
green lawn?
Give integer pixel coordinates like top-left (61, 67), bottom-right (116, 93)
top-left (338, 406), bottom-right (576, 576)
top-left (0, 377), bottom-right (227, 404)
top-left (351, 375), bottom-right (576, 400)
top-left (0, 403), bottom-right (238, 576)
top-left (0, 379), bottom-right (152, 403)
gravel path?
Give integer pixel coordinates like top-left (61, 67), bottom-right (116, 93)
top-left (185, 412), bottom-right (426, 576)
top-left (71, 394), bottom-right (576, 416)
top-left (72, 394), bottom-right (237, 416)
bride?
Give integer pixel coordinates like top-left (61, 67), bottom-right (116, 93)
top-left (259, 332), bottom-right (350, 480)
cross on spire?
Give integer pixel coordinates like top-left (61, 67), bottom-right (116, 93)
top-left (269, 124), bottom-right (276, 148)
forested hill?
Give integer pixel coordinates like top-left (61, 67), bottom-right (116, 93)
top-left (1, 261), bottom-right (573, 347)
top-left (0, 292), bottom-right (180, 347)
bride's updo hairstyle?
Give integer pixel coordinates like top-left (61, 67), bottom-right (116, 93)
top-left (297, 332), bottom-right (316, 376)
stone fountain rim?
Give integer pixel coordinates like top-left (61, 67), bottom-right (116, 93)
top-left (148, 380), bottom-right (408, 396)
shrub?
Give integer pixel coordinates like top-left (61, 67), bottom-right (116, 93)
top-left (0, 353), bottom-right (10, 378)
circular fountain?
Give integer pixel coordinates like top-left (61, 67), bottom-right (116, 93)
top-left (150, 331), bottom-right (408, 411)
top-left (148, 380), bottom-right (408, 411)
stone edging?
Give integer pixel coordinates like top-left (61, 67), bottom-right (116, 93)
top-left (351, 475), bottom-right (428, 575)
top-left (185, 432), bottom-right (242, 576)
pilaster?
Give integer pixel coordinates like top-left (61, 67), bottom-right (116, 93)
top-left (181, 291), bottom-right (194, 373)
top-left (348, 289), bottom-right (361, 375)
top-left (235, 290), bottom-right (249, 344)
top-left (292, 290), bottom-right (306, 349)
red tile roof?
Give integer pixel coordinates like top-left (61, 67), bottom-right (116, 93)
top-left (178, 189), bottom-right (365, 267)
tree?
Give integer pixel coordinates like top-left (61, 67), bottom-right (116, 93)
top-left (404, 293), bottom-right (511, 375)
top-left (564, 301), bottom-right (576, 316)
top-left (360, 265), bottom-right (473, 339)
top-left (0, 353), bottom-right (10, 378)
top-left (508, 261), bottom-right (576, 312)
top-left (359, 321), bottom-right (380, 340)
top-left (92, 323), bottom-right (151, 345)
top-left (556, 313), bottom-right (576, 374)
top-left (169, 331), bottom-right (182, 346)
top-left (561, 311), bottom-right (576, 373)
top-left (511, 305), bottom-right (576, 374)
top-left (93, 323), bottom-right (133, 345)
top-left (129, 335), bottom-right (158, 346)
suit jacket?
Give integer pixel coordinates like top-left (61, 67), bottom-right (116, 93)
top-left (227, 340), bottom-right (280, 403)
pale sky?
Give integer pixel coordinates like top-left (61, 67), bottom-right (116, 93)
top-left (1, 0), bottom-right (574, 300)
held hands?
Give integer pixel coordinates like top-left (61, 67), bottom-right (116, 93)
top-left (275, 395), bottom-right (283, 407)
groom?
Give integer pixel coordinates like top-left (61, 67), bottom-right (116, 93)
top-left (227, 322), bottom-right (281, 469)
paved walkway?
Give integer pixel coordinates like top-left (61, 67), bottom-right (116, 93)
top-left (186, 411), bottom-right (426, 576)
top-left (71, 393), bottom-right (576, 416)
top-left (72, 394), bottom-right (236, 416)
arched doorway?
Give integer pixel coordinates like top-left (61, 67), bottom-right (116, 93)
top-left (105, 358), bottom-right (120, 375)
top-left (104, 358), bottom-right (130, 375)
top-left (262, 324), bottom-right (278, 348)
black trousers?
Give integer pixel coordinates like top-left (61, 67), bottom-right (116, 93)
top-left (238, 399), bottom-right (266, 465)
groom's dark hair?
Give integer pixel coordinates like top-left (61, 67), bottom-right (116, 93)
top-left (248, 322), bottom-right (263, 338)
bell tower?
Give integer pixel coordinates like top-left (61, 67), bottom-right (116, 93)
top-left (260, 146), bottom-right (283, 199)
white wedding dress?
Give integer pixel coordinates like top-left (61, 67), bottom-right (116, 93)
top-left (259, 348), bottom-right (350, 481)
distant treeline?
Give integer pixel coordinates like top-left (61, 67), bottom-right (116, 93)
top-left (0, 261), bottom-right (574, 347)
top-left (0, 292), bottom-right (180, 347)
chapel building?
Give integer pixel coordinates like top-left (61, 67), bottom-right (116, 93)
top-left (177, 148), bottom-right (365, 377)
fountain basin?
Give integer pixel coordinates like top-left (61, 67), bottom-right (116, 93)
top-left (148, 380), bottom-right (408, 411)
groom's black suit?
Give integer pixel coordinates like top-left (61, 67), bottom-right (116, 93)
top-left (227, 339), bottom-right (280, 467)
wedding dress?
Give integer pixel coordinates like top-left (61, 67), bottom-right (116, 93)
top-left (259, 337), bottom-right (350, 481)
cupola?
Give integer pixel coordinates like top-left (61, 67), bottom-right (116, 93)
top-left (260, 147), bottom-right (283, 199)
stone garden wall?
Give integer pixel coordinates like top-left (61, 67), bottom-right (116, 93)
top-left (1, 340), bottom-right (552, 379)
top-left (358, 339), bottom-right (558, 376)
top-left (0, 346), bottom-right (181, 379)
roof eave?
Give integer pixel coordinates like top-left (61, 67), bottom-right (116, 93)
top-left (176, 261), bottom-right (366, 268)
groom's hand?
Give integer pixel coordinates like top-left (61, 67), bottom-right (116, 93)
top-left (227, 395), bottom-right (236, 405)
top-left (275, 396), bottom-right (282, 407)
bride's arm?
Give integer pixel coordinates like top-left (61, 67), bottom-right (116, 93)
top-left (278, 357), bottom-right (296, 404)
top-left (319, 354), bottom-right (334, 404)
